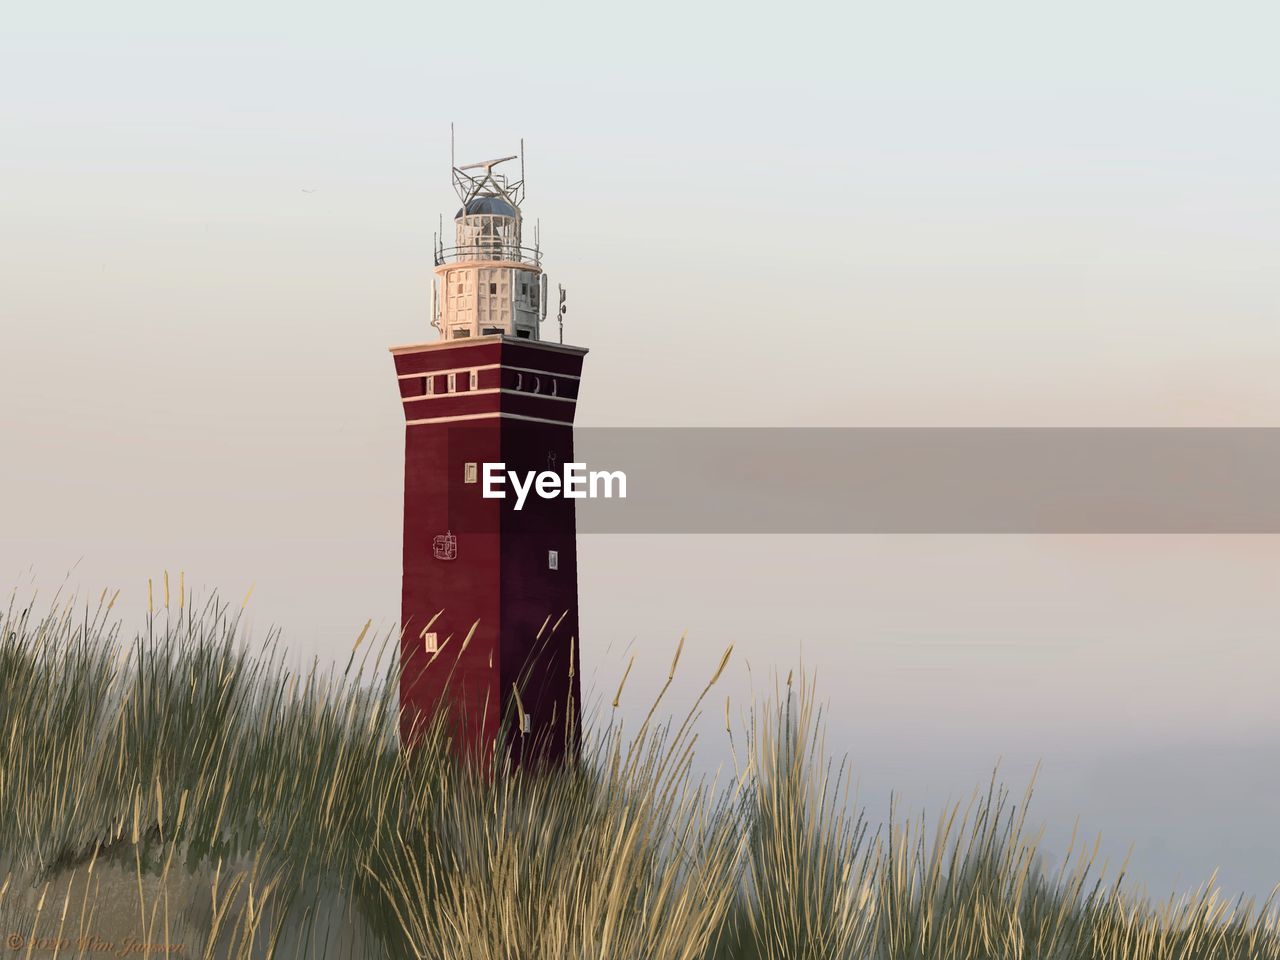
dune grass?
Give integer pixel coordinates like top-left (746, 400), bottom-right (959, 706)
top-left (1, 585), bottom-right (1277, 959)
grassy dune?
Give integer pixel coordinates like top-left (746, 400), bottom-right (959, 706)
top-left (1, 586), bottom-right (1276, 959)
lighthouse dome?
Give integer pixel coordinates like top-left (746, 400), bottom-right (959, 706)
top-left (455, 196), bottom-right (517, 218)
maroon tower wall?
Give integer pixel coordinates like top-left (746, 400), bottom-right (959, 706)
top-left (391, 335), bottom-right (586, 767)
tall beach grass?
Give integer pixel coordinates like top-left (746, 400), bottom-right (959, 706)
top-left (1, 584), bottom-right (1277, 959)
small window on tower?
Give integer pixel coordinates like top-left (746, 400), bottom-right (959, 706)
top-left (489, 283), bottom-right (497, 295)
top-left (423, 631), bottom-right (439, 653)
top-left (464, 462), bottom-right (478, 484)
top-left (515, 373), bottom-right (523, 390)
top-left (447, 373), bottom-right (457, 393)
top-left (469, 370), bottom-right (478, 390)
top-left (521, 281), bottom-right (528, 296)
top-left (521, 712), bottom-right (532, 734)
top-left (547, 550), bottom-right (559, 571)
top-left (550, 378), bottom-right (557, 397)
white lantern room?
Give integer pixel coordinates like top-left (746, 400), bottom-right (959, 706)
top-left (431, 152), bottom-right (547, 342)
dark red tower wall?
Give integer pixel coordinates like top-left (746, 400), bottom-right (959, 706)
top-left (497, 414), bottom-right (583, 767)
top-left (391, 336), bottom-right (587, 766)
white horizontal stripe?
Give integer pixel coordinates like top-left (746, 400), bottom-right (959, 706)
top-left (396, 363), bottom-right (580, 381)
top-left (389, 335), bottom-right (587, 358)
top-left (405, 411), bottom-right (575, 427)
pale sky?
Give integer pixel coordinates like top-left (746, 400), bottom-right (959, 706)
top-left (2, 0), bottom-right (1279, 899)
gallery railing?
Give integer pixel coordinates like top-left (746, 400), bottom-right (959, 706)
top-left (434, 244), bottom-right (542, 266)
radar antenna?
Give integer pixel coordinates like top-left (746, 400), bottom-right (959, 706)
top-left (450, 133), bottom-right (525, 211)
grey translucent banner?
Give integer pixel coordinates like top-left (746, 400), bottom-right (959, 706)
top-left (435, 428), bottom-right (1280, 533)
top-left (553, 428), bottom-right (1280, 533)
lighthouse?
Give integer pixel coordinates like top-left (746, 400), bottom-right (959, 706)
top-left (390, 145), bottom-right (585, 768)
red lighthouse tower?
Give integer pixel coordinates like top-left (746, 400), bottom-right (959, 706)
top-left (391, 147), bottom-right (585, 768)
